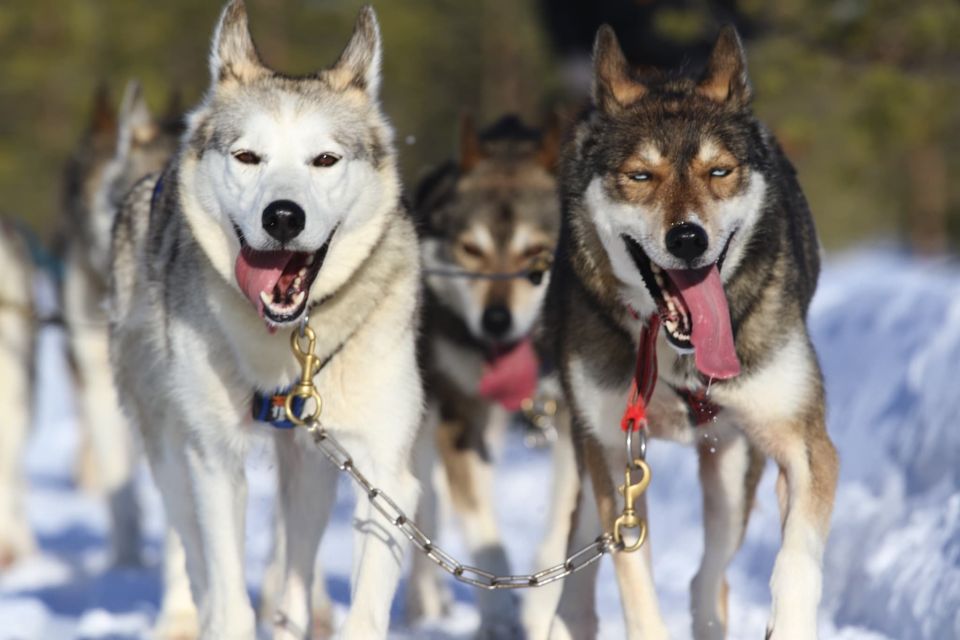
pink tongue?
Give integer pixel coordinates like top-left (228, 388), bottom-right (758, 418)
top-left (478, 339), bottom-right (540, 411)
top-left (234, 246), bottom-right (294, 317)
top-left (665, 265), bottom-right (740, 380)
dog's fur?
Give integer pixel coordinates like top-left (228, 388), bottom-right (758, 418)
top-left (0, 219), bottom-right (36, 567)
top-left (61, 81), bottom-right (181, 565)
top-left (408, 114), bottom-right (561, 636)
top-left (544, 26), bottom-right (838, 639)
top-left (108, 2), bottom-right (422, 637)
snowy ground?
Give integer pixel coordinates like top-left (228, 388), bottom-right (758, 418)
top-left (1, 247), bottom-right (958, 639)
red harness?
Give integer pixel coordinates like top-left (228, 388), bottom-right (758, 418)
top-left (620, 313), bottom-right (721, 432)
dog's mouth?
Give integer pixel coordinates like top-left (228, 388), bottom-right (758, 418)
top-left (233, 226), bottom-right (335, 327)
top-left (622, 233), bottom-right (740, 380)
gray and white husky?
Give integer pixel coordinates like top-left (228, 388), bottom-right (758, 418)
top-left (108, 2), bottom-right (422, 637)
top-left (0, 219), bottom-right (35, 568)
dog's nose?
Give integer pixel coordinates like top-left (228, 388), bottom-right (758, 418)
top-left (666, 223), bottom-right (708, 263)
top-left (482, 305), bottom-right (512, 339)
top-left (262, 200), bottom-right (305, 243)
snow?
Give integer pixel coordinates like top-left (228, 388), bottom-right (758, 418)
top-left (2, 247), bottom-right (958, 639)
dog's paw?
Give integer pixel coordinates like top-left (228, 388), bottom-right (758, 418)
top-left (152, 607), bottom-right (199, 640)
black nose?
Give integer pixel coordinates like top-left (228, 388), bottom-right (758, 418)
top-left (482, 305), bottom-right (512, 339)
top-left (262, 200), bottom-right (305, 243)
top-left (665, 223), bottom-right (708, 263)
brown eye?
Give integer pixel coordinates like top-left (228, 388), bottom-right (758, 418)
top-left (710, 167), bottom-right (734, 178)
top-left (522, 244), bottom-right (547, 259)
top-left (312, 153), bottom-right (340, 168)
top-left (233, 150), bottom-right (261, 165)
top-left (461, 242), bottom-right (484, 258)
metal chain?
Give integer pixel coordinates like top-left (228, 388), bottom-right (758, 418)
top-left (300, 418), bottom-right (619, 590)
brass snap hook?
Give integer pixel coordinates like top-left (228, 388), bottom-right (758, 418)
top-left (613, 458), bottom-right (651, 552)
top-left (285, 326), bottom-right (323, 426)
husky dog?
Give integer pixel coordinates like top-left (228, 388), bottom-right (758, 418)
top-left (408, 114), bottom-right (561, 635)
top-left (61, 81), bottom-right (181, 565)
top-left (0, 220), bottom-right (35, 567)
top-left (109, 2), bottom-right (422, 637)
top-left (545, 26), bottom-right (838, 639)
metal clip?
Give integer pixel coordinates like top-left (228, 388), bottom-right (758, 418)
top-left (285, 325), bottom-right (323, 426)
top-left (613, 458), bottom-right (651, 552)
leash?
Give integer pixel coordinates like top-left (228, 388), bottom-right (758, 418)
top-left (422, 250), bottom-right (553, 285)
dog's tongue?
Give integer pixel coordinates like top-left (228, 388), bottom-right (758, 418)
top-left (478, 339), bottom-right (539, 411)
top-left (665, 265), bottom-right (740, 380)
top-left (234, 246), bottom-right (294, 317)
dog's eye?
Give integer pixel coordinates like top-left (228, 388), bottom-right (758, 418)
top-left (710, 167), bottom-right (733, 178)
top-left (460, 242), bottom-right (484, 258)
top-left (312, 153), bottom-right (341, 168)
top-left (233, 151), bottom-right (262, 165)
top-left (522, 244), bottom-right (547, 259)
top-left (627, 171), bottom-right (652, 182)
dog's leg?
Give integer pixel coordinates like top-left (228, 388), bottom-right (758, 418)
top-left (548, 471), bottom-right (600, 640)
top-left (522, 407), bottom-right (580, 640)
top-left (272, 428), bottom-right (338, 640)
top-left (690, 432), bottom-right (765, 639)
top-left (758, 413), bottom-right (837, 640)
top-left (585, 438), bottom-right (668, 640)
top-left (148, 422), bottom-right (254, 638)
top-left (339, 439), bottom-right (419, 639)
top-left (155, 528), bottom-right (199, 640)
top-left (0, 317), bottom-right (34, 567)
top-left (436, 411), bottom-right (521, 638)
top-left (405, 404), bottom-right (452, 623)
top-left (73, 325), bottom-right (142, 565)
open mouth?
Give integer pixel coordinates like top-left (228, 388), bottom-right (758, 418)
top-left (233, 226), bottom-right (336, 326)
top-left (622, 232), bottom-right (740, 380)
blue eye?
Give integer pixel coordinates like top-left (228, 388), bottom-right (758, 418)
top-left (628, 172), bottom-right (652, 182)
top-left (710, 167), bottom-right (733, 177)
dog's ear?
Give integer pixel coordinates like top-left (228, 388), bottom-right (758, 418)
top-left (459, 112), bottom-right (483, 172)
top-left (328, 6), bottom-right (382, 98)
top-left (89, 83), bottom-right (116, 138)
top-left (593, 25), bottom-right (645, 113)
top-left (117, 80), bottom-right (157, 154)
top-left (209, 0), bottom-right (267, 86)
top-left (697, 26), bottom-right (751, 106)
top-left (537, 110), bottom-right (563, 173)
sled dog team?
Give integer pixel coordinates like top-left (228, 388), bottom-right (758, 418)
top-left (0, 1), bottom-right (838, 638)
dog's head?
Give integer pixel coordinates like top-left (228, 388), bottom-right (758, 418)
top-left (64, 81), bottom-right (180, 273)
top-left (419, 114), bottom-right (561, 347)
top-left (573, 26), bottom-right (764, 379)
top-left (181, 0), bottom-right (397, 329)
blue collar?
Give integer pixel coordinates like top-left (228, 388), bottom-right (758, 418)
top-left (252, 386), bottom-right (305, 429)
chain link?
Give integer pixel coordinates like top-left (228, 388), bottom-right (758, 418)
top-left (303, 419), bottom-right (618, 590)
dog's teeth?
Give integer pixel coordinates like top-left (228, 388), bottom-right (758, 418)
top-left (306, 254), bottom-right (315, 266)
top-left (259, 291), bottom-right (271, 306)
top-left (293, 276), bottom-right (302, 288)
top-left (650, 262), bottom-right (662, 274)
top-left (298, 267), bottom-right (307, 277)
top-left (292, 291), bottom-right (305, 306)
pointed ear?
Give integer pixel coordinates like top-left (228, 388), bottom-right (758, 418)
top-left (328, 6), bottom-right (382, 97)
top-left (117, 80), bottom-right (156, 151)
top-left (89, 83), bottom-right (116, 137)
top-left (459, 112), bottom-right (482, 172)
top-left (697, 26), bottom-right (750, 105)
top-left (209, 0), bottom-right (266, 85)
top-left (537, 110), bottom-right (563, 173)
top-left (593, 25), bottom-right (645, 112)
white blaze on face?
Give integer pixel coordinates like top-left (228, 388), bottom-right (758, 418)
top-left (422, 223), bottom-right (494, 339)
top-left (506, 222), bottom-right (552, 340)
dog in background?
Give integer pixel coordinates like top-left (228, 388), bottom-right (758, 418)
top-left (61, 80), bottom-right (181, 565)
top-left (409, 113), bottom-right (562, 637)
top-left (0, 219), bottom-right (36, 568)
top-left (109, 2), bottom-right (423, 637)
top-left (544, 25), bottom-right (838, 639)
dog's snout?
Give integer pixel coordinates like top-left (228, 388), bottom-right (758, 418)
top-left (666, 223), bottom-right (708, 263)
top-left (262, 200), bottom-right (305, 243)
top-left (481, 305), bottom-right (512, 339)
